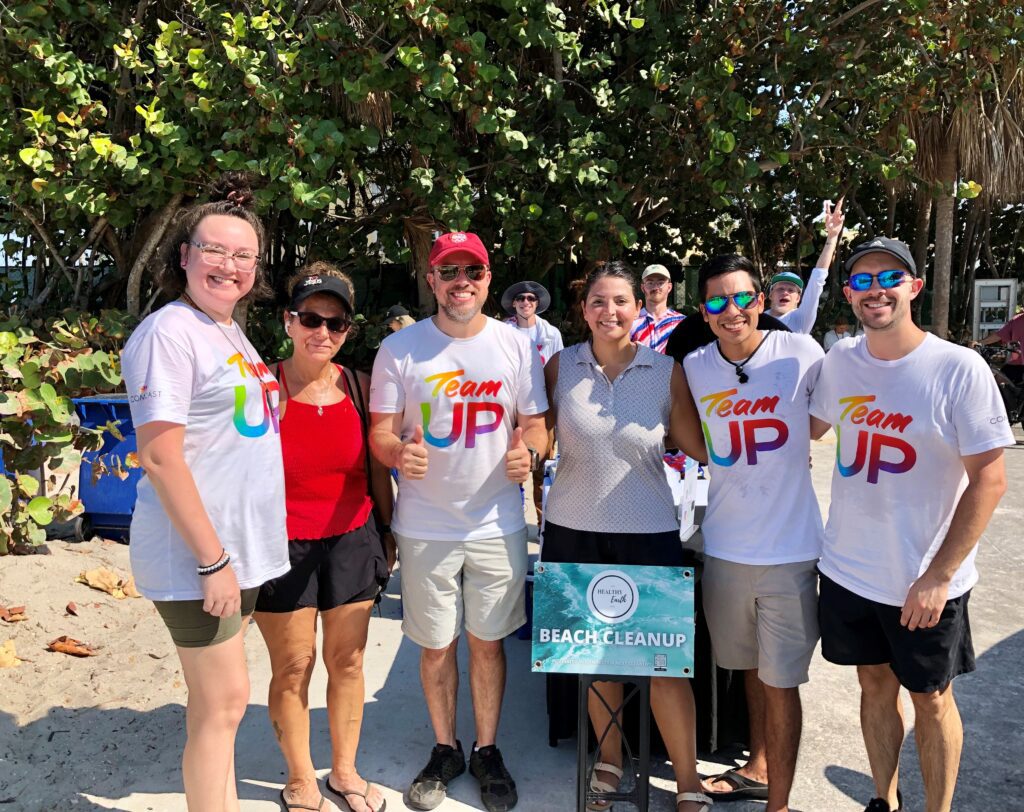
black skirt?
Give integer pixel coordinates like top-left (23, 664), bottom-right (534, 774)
top-left (540, 521), bottom-right (689, 568)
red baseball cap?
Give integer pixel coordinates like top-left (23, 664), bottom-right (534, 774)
top-left (429, 232), bottom-right (490, 267)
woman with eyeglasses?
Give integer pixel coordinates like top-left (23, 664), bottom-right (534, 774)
top-left (254, 261), bottom-right (395, 812)
top-left (121, 173), bottom-right (289, 811)
top-left (541, 261), bottom-right (712, 812)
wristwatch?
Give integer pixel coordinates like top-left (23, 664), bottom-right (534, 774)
top-left (527, 446), bottom-right (541, 473)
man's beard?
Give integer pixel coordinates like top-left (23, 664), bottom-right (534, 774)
top-left (440, 300), bottom-right (482, 323)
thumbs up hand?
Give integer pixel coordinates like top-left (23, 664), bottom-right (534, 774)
top-left (505, 426), bottom-right (531, 483)
top-left (398, 424), bottom-right (429, 480)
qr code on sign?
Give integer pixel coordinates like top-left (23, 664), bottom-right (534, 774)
top-left (654, 654), bottom-right (668, 672)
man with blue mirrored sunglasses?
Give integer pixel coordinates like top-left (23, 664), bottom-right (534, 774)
top-left (809, 236), bottom-right (1013, 812)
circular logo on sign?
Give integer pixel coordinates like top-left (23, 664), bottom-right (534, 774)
top-left (586, 570), bottom-right (639, 624)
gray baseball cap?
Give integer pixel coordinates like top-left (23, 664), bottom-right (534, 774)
top-left (843, 237), bottom-right (917, 276)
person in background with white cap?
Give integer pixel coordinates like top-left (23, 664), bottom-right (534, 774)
top-left (501, 280), bottom-right (564, 365)
top-left (767, 198), bottom-right (846, 334)
top-left (630, 263), bottom-right (686, 353)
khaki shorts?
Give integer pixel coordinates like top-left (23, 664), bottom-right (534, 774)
top-left (395, 528), bottom-right (529, 649)
top-left (702, 557), bottom-right (819, 688)
top-left (153, 587), bottom-right (260, 648)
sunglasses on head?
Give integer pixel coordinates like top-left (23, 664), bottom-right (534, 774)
top-left (846, 269), bottom-right (912, 292)
top-left (289, 310), bottom-right (352, 334)
top-left (703, 291), bottom-right (758, 315)
top-left (514, 294), bottom-right (538, 303)
top-left (432, 264), bottom-right (488, 282)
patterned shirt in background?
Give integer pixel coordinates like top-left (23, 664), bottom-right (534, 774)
top-left (630, 307), bottom-right (685, 354)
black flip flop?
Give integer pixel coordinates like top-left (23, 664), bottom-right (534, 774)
top-left (702, 768), bottom-right (770, 801)
top-left (326, 778), bottom-right (387, 812)
top-left (279, 787), bottom-right (326, 810)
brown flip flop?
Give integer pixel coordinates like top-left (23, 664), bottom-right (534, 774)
top-left (279, 787), bottom-right (326, 810)
top-left (325, 778), bottom-right (387, 812)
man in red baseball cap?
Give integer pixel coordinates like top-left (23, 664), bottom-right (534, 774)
top-left (369, 232), bottom-right (549, 812)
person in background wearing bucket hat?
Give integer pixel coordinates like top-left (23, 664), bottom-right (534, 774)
top-left (630, 263), bottom-right (685, 353)
top-left (766, 198), bottom-right (846, 334)
top-left (501, 280), bottom-right (563, 527)
top-left (810, 235), bottom-right (1012, 812)
top-left (500, 280), bottom-right (564, 365)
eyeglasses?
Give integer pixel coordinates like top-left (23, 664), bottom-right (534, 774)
top-left (642, 278), bottom-right (670, 288)
top-left (188, 241), bottom-right (259, 272)
top-left (703, 291), bottom-right (759, 315)
top-left (432, 264), bottom-right (488, 282)
top-left (289, 311), bottom-right (352, 334)
top-left (514, 294), bottom-right (538, 303)
top-left (846, 269), bottom-right (913, 291)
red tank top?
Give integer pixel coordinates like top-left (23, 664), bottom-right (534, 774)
top-left (279, 364), bottom-right (374, 540)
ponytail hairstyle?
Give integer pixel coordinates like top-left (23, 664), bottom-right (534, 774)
top-left (154, 172), bottom-right (272, 302)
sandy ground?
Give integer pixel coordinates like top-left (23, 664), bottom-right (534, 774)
top-left (1, 433), bottom-right (1022, 811)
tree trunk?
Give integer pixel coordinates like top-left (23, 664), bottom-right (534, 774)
top-left (403, 217), bottom-right (436, 316)
top-left (794, 195), bottom-right (803, 274)
top-left (849, 194), bottom-right (876, 240)
top-left (911, 189), bottom-right (932, 323)
top-left (952, 200), bottom-right (979, 328)
top-left (885, 183), bottom-right (897, 235)
top-left (126, 193), bottom-right (184, 316)
top-left (959, 212), bottom-right (985, 339)
top-left (930, 144), bottom-right (957, 338)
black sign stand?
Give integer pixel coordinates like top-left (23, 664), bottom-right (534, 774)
top-left (576, 674), bottom-right (651, 812)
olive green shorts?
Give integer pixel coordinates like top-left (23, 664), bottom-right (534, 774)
top-left (153, 587), bottom-right (260, 648)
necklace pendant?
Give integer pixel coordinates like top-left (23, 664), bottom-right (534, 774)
top-left (317, 405), bottom-right (324, 416)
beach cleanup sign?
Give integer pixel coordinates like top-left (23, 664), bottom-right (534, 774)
top-left (531, 563), bottom-right (695, 678)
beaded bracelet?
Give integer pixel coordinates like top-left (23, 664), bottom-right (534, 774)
top-left (196, 550), bottom-right (230, 576)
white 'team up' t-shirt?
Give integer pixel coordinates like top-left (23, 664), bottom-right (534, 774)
top-left (684, 331), bottom-right (825, 564)
top-left (369, 317), bottom-right (548, 541)
top-left (121, 302), bottom-right (289, 600)
top-left (810, 334), bottom-right (1014, 606)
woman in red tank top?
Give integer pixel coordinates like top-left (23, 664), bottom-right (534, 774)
top-left (254, 262), bottom-right (394, 812)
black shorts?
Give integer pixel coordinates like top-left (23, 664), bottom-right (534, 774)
top-left (818, 572), bottom-right (975, 693)
top-left (541, 522), bottom-right (689, 567)
top-left (255, 519), bottom-right (389, 613)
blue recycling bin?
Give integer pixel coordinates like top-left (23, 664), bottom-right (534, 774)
top-left (74, 395), bottom-right (142, 540)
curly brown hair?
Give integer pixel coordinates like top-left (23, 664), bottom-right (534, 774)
top-left (154, 172), bottom-right (272, 302)
top-left (285, 260), bottom-right (355, 300)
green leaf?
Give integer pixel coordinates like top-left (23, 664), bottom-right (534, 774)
top-left (502, 130), bottom-right (529, 151)
top-left (957, 180), bottom-right (982, 199)
top-left (630, 18), bottom-right (645, 29)
top-left (26, 496), bottom-right (54, 526)
top-left (712, 130), bottom-right (737, 154)
top-left (16, 474), bottom-right (39, 497)
top-left (477, 64), bottom-right (500, 82)
top-left (0, 478), bottom-right (11, 514)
